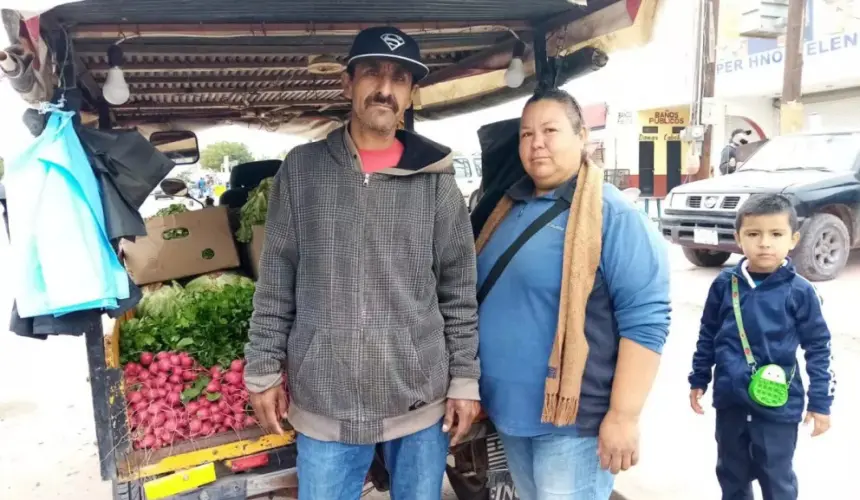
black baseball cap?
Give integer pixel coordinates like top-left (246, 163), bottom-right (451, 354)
top-left (347, 26), bottom-right (430, 82)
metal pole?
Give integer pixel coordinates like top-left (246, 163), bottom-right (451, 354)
top-left (780, 0), bottom-right (806, 134)
top-left (689, 0), bottom-right (707, 127)
top-left (532, 24), bottom-right (551, 90)
top-left (695, 0), bottom-right (720, 181)
top-left (404, 106), bottom-right (415, 131)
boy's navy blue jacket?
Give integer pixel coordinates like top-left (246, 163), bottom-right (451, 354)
top-left (688, 258), bottom-right (835, 423)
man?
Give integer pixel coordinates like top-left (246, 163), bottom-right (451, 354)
top-left (244, 26), bottom-right (481, 500)
top-left (718, 128), bottom-right (752, 175)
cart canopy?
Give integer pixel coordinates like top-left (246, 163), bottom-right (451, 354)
top-left (2, 0), bottom-right (658, 137)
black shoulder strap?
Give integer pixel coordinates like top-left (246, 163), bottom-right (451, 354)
top-left (477, 198), bottom-right (570, 305)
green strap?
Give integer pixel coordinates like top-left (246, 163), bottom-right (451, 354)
top-left (730, 275), bottom-right (796, 381)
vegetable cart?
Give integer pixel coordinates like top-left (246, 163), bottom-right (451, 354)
top-left (0, 1), bottom-right (655, 498)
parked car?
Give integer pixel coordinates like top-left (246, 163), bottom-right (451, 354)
top-left (660, 131), bottom-right (860, 281)
top-left (453, 154), bottom-right (482, 207)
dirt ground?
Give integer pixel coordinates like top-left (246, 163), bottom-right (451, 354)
top-left (2, 232), bottom-right (859, 499)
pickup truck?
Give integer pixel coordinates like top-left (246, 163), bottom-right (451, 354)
top-left (453, 154), bottom-right (483, 208)
top-left (660, 131), bottom-right (860, 281)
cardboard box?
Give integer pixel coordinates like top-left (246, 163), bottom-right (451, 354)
top-left (123, 207), bottom-right (240, 285)
top-left (248, 225), bottom-right (266, 279)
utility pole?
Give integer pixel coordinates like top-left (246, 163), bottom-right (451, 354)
top-left (694, 0), bottom-right (719, 181)
top-left (780, 0), bottom-right (806, 134)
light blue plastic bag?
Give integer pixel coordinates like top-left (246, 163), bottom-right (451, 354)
top-left (5, 111), bottom-right (129, 318)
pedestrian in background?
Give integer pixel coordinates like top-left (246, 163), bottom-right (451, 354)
top-left (718, 128), bottom-right (752, 175)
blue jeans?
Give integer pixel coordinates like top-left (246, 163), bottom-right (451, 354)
top-left (296, 420), bottom-right (449, 500)
top-left (500, 433), bottom-right (615, 500)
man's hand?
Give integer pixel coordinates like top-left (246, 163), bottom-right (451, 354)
top-left (689, 389), bottom-right (705, 415)
top-left (249, 385), bottom-right (288, 436)
top-left (803, 412), bottom-right (831, 437)
top-left (598, 410), bottom-right (640, 475)
top-left (443, 399), bottom-right (480, 446)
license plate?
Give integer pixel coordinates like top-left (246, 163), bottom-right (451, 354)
top-left (693, 228), bottom-right (719, 246)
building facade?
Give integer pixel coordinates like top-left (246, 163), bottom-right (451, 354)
top-left (713, 0), bottom-right (860, 161)
top-left (564, 0), bottom-right (699, 197)
top-left (565, 0), bottom-right (860, 196)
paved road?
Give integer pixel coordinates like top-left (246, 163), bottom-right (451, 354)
top-left (612, 249), bottom-right (860, 500)
top-left (0, 223), bottom-right (113, 498)
top-left (2, 216), bottom-right (858, 499)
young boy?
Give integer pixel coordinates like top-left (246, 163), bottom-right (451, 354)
top-left (688, 194), bottom-right (836, 500)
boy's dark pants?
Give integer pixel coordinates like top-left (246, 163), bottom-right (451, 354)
top-left (715, 407), bottom-right (798, 500)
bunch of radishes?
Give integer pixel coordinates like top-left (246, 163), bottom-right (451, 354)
top-left (123, 351), bottom-right (257, 451)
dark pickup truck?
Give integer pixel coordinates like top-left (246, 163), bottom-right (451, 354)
top-left (660, 131), bottom-right (860, 281)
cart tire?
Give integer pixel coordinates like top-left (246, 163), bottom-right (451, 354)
top-left (113, 480), bottom-right (145, 500)
top-left (446, 465), bottom-right (490, 500)
top-left (468, 190), bottom-right (481, 212)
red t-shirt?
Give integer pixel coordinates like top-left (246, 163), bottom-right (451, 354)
top-left (358, 139), bottom-right (404, 173)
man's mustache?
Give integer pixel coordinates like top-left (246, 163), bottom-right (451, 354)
top-left (366, 93), bottom-right (398, 112)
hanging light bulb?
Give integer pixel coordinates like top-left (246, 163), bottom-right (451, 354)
top-left (504, 39), bottom-right (527, 88)
top-left (103, 44), bottom-right (130, 105)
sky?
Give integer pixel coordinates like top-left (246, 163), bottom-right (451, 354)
top-left (0, 84), bottom-right (32, 162)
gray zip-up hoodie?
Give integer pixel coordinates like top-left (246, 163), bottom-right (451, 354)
top-left (244, 125), bottom-right (480, 445)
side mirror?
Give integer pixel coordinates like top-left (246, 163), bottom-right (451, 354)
top-left (160, 177), bottom-right (189, 197)
top-left (150, 130), bottom-right (200, 165)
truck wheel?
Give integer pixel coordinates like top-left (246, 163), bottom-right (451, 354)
top-left (792, 213), bottom-right (850, 281)
top-left (682, 247), bottom-right (731, 267)
top-left (469, 190), bottom-right (481, 212)
top-left (113, 480), bottom-right (144, 500)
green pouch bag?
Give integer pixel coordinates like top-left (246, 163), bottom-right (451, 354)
top-left (731, 276), bottom-right (795, 409)
top-left (749, 364), bottom-right (793, 407)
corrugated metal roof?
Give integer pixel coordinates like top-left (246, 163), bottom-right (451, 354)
top-left (47, 0), bottom-right (621, 125)
top-left (77, 48), bottom-right (480, 122)
top-left (53, 0), bottom-right (583, 25)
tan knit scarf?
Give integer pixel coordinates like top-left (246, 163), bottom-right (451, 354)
top-left (475, 161), bottom-right (603, 426)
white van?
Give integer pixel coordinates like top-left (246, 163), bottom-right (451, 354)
top-left (453, 154), bottom-right (482, 207)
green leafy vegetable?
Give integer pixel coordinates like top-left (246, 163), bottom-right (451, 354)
top-left (176, 338), bottom-right (194, 348)
top-left (151, 203), bottom-right (189, 219)
top-left (206, 392), bottom-right (222, 402)
top-left (236, 177), bottom-right (273, 243)
top-left (180, 376), bottom-right (212, 404)
top-left (149, 204), bottom-right (191, 240)
top-left (119, 279), bottom-right (256, 367)
top-left (185, 272), bottom-right (254, 292)
top-left (135, 283), bottom-right (187, 321)
top-left (158, 204), bottom-right (189, 217)
top-left (163, 228), bottom-right (189, 241)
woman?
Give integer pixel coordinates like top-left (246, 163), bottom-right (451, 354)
top-left (475, 89), bottom-right (671, 499)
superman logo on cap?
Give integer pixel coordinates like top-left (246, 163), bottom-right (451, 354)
top-left (381, 33), bottom-right (406, 51)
